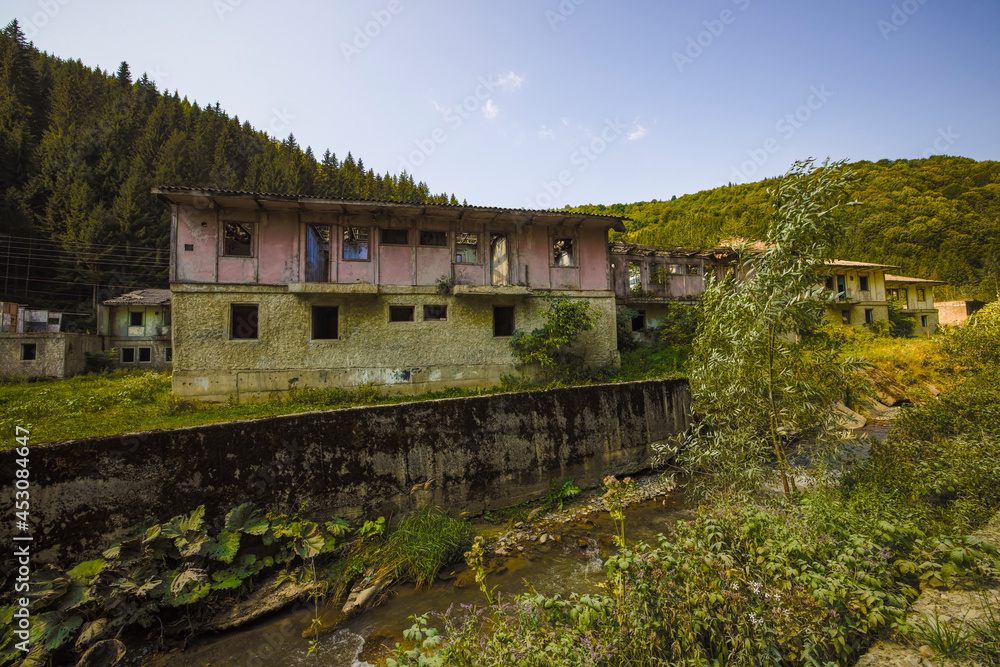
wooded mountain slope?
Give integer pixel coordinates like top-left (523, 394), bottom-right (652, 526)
top-left (0, 21), bottom-right (455, 315)
top-left (570, 157), bottom-right (1000, 302)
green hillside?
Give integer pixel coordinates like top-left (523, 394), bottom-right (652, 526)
top-left (570, 157), bottom-right (1000, 302)
top-left (0, 20), bottom-right (456, 317)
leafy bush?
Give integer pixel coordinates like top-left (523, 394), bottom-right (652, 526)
top-left (887, 299), bottom-right (916, 338)
top-left (509, 296), bottom-right (594, 381)
top-left (83, 349), bottom-right (116, 374)
top-left (655, 302), bottom-right (700, 348)
top-left (614, 308), bottom-right (642, 352)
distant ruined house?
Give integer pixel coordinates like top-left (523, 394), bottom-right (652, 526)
top-left (97, 289), bottom-right (173, 369)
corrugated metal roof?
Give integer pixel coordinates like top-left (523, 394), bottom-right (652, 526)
top-left (103, 289), bottom-right (172, 306)
top-left (150, 186), bottom-right (629, 231)
top-left (825, 259), bottom-right (900, 270)
top-left (884, 274), bottom-right (947, 285)
top-left (610, 241), bottom-right (736, 259)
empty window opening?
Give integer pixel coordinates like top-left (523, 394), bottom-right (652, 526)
top-left (493, 306), bottom-right (515, 337)
top-left (138, 347), bottom-right (151, 363)
top-left (381, 228), bottom-right (409, 245)
top-left (921, 315), bottom-right (928, 327)
top-left (859, 274), bottom-right (870, 291)
top-left (628, 262), bottom-right (642, 296)
top-left (631, 310), bottom-right (646, 332)
top-left (312, 306), bottom-right (339, 339)
top-left (129, 311), bottom-right (143, 327)
top-left (121, 347), bottom-right (135, 363)
top-left (343, 227), bottom-right (370, 260)
top-left (165, 347), bottom-right (173, 362)
top-left (419, 230), bottom-right (448, 247)
top-left (490, 234), bottom-right (509, 286)
top-left (231, 304), bottom-right (259, 339)
top-left (917, 288), bottom-right (925, 301)
top-left (184, 243), bottom-right (194, 251)
top-left (841, 309), bottom-right (851, 325)
top-left (423, 305), bottom-right (447, 321)
top-left (21, 343), bottom-right (36, 361)
top-left (825, 276), bottom-right (835, 290)
top-left (455, 233), bottom-right (478, 263)
top-left (223, 222), bottom-right (253, 257)
top-left (650, 264), bottom-right (670, 285)
top-left (389, 305), bottom-right (415, 322)
top-left (836, 274), bottom-right (847, 299)
top-left (553, 238), bottom-right (574, 267)
top-left (305, 225), bottom-right (331, 282)
top-left (687, 264), bottom-right (700, 275)
top-left (864, 308), bottom-right (874, 324)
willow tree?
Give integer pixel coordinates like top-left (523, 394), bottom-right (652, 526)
top-left (678, 159), bottom-right (866, 501)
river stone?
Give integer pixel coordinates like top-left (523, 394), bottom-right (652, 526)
top-left (342, 576), bottom-right (393, 618)
top-left (834, 402), bottom-right (866, 430)
top-left (205, 573), bottom-right (321, 633)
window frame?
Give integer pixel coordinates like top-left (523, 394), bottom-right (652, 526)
top-left (311, 305), bottom-right (340, 340)
top-left (419, 230), bottom-right (448, 247)
top-left (230, 303), bottom-right (259, 340)
top-left (631, 310), bottom-right (646, 332)
top-left (423, 304), bottom-right (448, 321)
top-left (389, 305), bottom-right (415, 323)
top-left (165, 347), bottom-right (173, 362)
top-left (841, 309), bottom-right (851, 325)
top-left (859, 274), bottom-right (869, 291)
top-left (493, 306), bottom-right (515, 337)
top-left (864, 308), bottom-right (874, 324)
top-left (552, 237), bottom-right (576, 267)
top-left (21, 343), bottom-right (36, 361)
top-left (129, 311), bottom-right (144, 327)
top-left (917, 288), bottom-right (925, 301)
top-left (455, 232), bottom-right (479, 264)
top-left (380, 228), bottom-right (410, 245)
top-left (342, 226), bottom-right (371, 261)
top-left (121, 347), bottom-right (136, 363)
top-left (137, 347), bottom-right (152, 363)
top-left (222, 221), bottom-right (254, 257)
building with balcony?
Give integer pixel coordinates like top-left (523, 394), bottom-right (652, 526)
top-left (97, 289), bottom-right (173, 368)
top-left (884, 274), bottom-right (946, 335)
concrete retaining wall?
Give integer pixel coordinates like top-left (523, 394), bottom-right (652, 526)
top-left (0, 379), bottom-right (689, 566)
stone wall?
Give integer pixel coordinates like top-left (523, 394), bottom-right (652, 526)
top-left (0, 333), bottom-right (105, 379)
top-left (0, 379), bottom-right (689, 566)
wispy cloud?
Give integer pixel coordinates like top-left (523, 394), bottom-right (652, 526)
top-left (538, 124), bottom-right (555, 139)
top-left (483, 99), bottom-right (499, 120)
top-left (497, 71), bottom-right (525, 92)
top-left (628, 124), bottom-right (648, 141)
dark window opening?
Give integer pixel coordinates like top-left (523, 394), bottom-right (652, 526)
top-left (343, 227), bottom-right (370, 260)
top-left (21, 343), bottom-right (36, 361)
top-left (553, 238), bottom-right (574, 266)
top-left (138, 347), bottom-right (151, 363)
top-left (312, 306), bottom-right (339, 339)
top-left (921, 315), bottom-right (928, 327)
top-left (129, 311), bottom-right (143, 327)
top-left (423, 305), bottom-right (447, 321)
top-left (380, 228), bottom-right (409, 245)
top-left (419, 230), bottom-right (448, 247)
top-left (305, 225), bottom-right (331, 283)
top-left (223, 222), bottom-right (253, 257)
top-left (121, 347), bottom-right (135, 363)
top-left (165, 348), bottom-right (173, 362)
top-left (389, 305), bottom-right (415, 322)
top-left (841, 309), bottom-right (851, 325)
top-left (184, 243), bottom-right (194, 251)
top-left (631, 310), bottom-right (646, 332)
top-left (825, 276), bottom-right (835, 290)
top-left (859, 274), bottom-right (870, 291)
top-left (493, 306), bottom-right (515, 337)
top-left (687, 264), bottom-right (700, 275)
top-left (231, 304), bottom-right (259, 339)
top-left (864, 308), bottom-right (874, 324)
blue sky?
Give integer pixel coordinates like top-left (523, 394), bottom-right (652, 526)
top-left (11, 0), bottom-right (1000, 209)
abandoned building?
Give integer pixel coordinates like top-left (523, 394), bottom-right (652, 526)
top-left (153, 186), bottom-right (627, 401)
top-left (884, 274), bottom-right (946, 335)
top-left (819, 259), bottom-right (897, 328)
top-left (936, 299), bottom-right (985, 325)
top-left (97, 289), bottom-right (173, 369)
top-left (0, 301), bottom-right (105, 379)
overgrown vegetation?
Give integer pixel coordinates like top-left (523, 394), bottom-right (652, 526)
top-left (482, 479), bottom-right (581, 525)
top-left (509, 295), bottom-right (595, 382)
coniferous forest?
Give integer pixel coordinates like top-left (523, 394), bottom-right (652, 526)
top-left (0, 20), bottom-right (456, 322)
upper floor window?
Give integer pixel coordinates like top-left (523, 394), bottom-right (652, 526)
top-left (381, 229), bottom-right (409, 245)
top-left (343, 227), bottom-right (370, 261)
top-left (456, 233), bottom-right (478, 263)
top-left (650, 264), bottom-right (670, 285)
top-left (859, 274), bottom-right (869, 291)
top-left (223, 222), bottom-right (253, 257)
top-left (419, 231), bottom-right (448, 247)
top-left (129, 311), bottom-right (144, 327)
top-left (553, 238), bottom-right (574, 267)
top-left (917, 288), bottom-right (925, 301)
top-left (686, 264), bottom-right (700, 276)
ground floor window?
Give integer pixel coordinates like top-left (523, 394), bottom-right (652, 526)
top-left (841, 309), bottom-right (851, 325)
top-left (312, 306), bottom-right (339, 339)
top-left (121, 348), bottom-right (135, 363)
top-left (21, 343), bottom-right (36, 361)
top-left (231, 304), bottom-right (259, 339)
top-left (921, 315), bottom-right (928, 327)
top-left (138, 347), bottom-right (151, 363)
top-left (165, 347), bottom-right (173, 362)
top-left (389, 305), bottom-right (415, 322)
top-left (423, 305), bottom-right (447, 321)
top-left (631, 310), bottom-right (646, 332)
top-left (864, 308), bottom-right (874, 324)
top-left (494, 306), bottom-right (515, 337)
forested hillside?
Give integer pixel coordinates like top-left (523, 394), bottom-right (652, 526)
top-left (0, 20), bottom-right (455, 318)
top-left (571, 157), bottom-right (1000, 302)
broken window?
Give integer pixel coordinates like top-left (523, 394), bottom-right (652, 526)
top-left (841, 309), bottom-right (851, 325)
top-left (305, 225), bottom-right (331, 282)
top-left (631, 310), bottom-right (646, 332)
top-left (343, 227), bottom-right (370, 260)
top-left (129, 311), bottom-right (143, 327)
top-left (21, 343), bottom-right (36, 361)
top-left (312, 306), bottom-right (339, 339)
top-left (121, 347), bottom-right (135, 363)
top-left (231, 304), bottom-right (259, 340)
top-left (900, 288), bottom-right (909, 307)
top-left (490, 235), bottom-right (509, 286)
top-left (859, 274), bottom-right (870, 291)
top-left (825, 276), bottom-right (835, 290)
top-left (223, 222), bottom-right (253, 257)
top-left (493, 306), bottom-right (515, 337)
top-left (456, 233), bottom-right (478, 263)
top-left (865, 308), bottom-right (874, 324)
top-left (921, 315), bottom-right (928, 327)
top-left (381, 229), bottom-right (409, 245)
top-left (887, 288), bottom-right (899, 302)
top-left (917, 288), bottom-right (925, 301)
top-left (419, 231), bottom-right (447, 247)
top-left (165, 347), bottom-right (173, 362)
top-left (553, 238), bottom-right (574, 267)
top-left (669, 264), bottom-right (685, 275)
top-left (650, 264), bottom-right (670, 285)
top-left (628, 262), bottom-right (642, 296)
top-left (389, 305), bottom-right (415, 322)
top-left (138, 347), bottom-right (151, 363)
top-left (423, 305), bottom-right (447, 321)
top-left (836, 274), bottom-right (847, 299)
top-left (687, 264), bottom-right (700, 276)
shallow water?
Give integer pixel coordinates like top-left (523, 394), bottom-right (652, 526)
top-left (161, 486), bottom-right (693, 667)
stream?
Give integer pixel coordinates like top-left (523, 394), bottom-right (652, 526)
top-left (157, 477), bottom-right (694, 667)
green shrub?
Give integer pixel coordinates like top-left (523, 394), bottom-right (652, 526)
top-left (84, 349), bottom-right (116, 374)
top-left (509, 296), bottom-right (594, 382)
top-left (655, 302), bottom-right (700, 348)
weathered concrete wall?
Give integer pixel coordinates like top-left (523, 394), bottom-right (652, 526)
top-left (171, 284), bottom-right (619, 401)
top-left (0, 333), bottom-right (105, 378)
top-left (0, 379), bottom-right (689, 566)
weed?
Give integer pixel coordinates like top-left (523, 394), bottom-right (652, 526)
top-left (910, 611), bottom-right (973, 659)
